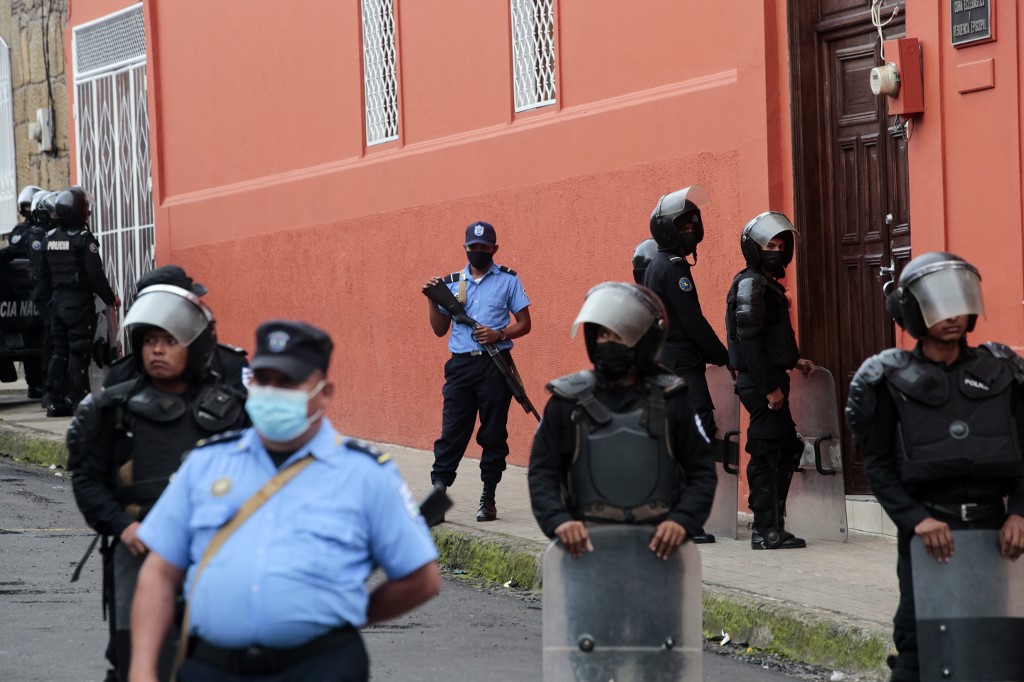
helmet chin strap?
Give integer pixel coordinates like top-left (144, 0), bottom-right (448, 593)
top-left (686, 250), bottom-right (698, 267)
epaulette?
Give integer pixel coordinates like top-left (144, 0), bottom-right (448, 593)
top-left (217, 342), bottom-right (248, 356)
top-left (497, 265), bottom-right (517, 276)
top-left (441, 272), bottom-right (462, 284)
top-left (668, 256), bottom-right (684, 264)
top-left (345, 438), bottom-right (392, 464)
top-left (647, 372), bottom-right (688, 396)
top-left (193, 429), bottom-right (245, 449)
top-left (547, 370), bottom-right (596, 399)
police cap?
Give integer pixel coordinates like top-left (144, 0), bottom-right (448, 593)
top-left (251, 320), bottom-right (334, 381)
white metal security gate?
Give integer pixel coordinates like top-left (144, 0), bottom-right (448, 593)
top-left (0, 38), bottom-right (18, 231)
top-left (72, 3), bottom-right (153, 311)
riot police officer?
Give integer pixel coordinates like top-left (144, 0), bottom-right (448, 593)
top-left (846, 252), bottom-right (1024, 682)
top-left (726, 211), bottom-right (813, 550)
top-left (528, 282), bottom-right (717, 558)
top-left (27, 191), bottom-right (59, 407)
top-left (68, 284), bottom-right (248, 682)
top-left (631, 238), bottom-right (657, 284)
top-left (642, 186), bottom-right (727, 543)
top-left (40, 187), bottom-right (120, 416)
top-left (102, 265), bottom-right (250, 393)
top-left (0, 186), bottom-right (46, 396)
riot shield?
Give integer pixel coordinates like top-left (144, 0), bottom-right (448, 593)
top-left (88, 300), bottom-right (120, 395)
top-left (912, 530), bottom-right (1024, 681)
top-left (785, 366), bottom-right (848, 542)
top-left (705, 364), bottom-right (740, 539)
top-left (542, 525), bottom-right (702, 682)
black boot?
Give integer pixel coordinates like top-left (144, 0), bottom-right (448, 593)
top-left (691, 528), bottom-right (716, 544)
top-left (476, 482), bottom-right (497, 522)
top-left (427, 484), bottom-right (447, 527)
top-left (46, 397), bottom-right (73, 418)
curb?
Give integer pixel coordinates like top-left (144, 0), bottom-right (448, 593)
top-left (5, 424), bottom-right (890, 681)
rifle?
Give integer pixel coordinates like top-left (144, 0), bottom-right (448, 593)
top-left (423, 280), bottom-right (541, 422)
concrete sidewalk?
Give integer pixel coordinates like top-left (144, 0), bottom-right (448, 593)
top-left (0, 383), bottom-right (896, 680)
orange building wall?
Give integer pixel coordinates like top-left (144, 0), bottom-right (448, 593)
top-left (906, 1), bottom-right (1024, 348)
top-left (66, 1), bottom-right (794, 472)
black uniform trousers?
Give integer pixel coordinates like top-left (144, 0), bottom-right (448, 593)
top-left (26, 296), bottom-right (52, 395)
top-left (737, 371), bottom-right (803, 529)
top-left (431, 352), bottom-right (514, 487)
top-left (48, 288), bottom-right (97, 405)
top-left (890, 511), bottom-right (1004, 682)
top-left (659, 341), bottom-right (717, 440)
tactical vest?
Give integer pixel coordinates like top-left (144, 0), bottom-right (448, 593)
top-left (100, 380), bottom-right (246, 518)
top-left (885, 350), bottom-right (1024, 482)
top-left (45, 227), bottom-right (82, 286)
top-left (549, 370), bottom-right (683, 523)
top-left (726, 269), bottom-right (799, 371)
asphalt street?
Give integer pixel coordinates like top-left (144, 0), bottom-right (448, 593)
top-left (1, 456), bottom-right (818, 681)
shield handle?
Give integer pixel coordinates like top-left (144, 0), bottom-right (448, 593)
top-left (813, 434), bottom-right (838, 476)
top-left (722, 430), bottom-right (741, 475)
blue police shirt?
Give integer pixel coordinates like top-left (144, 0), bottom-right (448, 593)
top-left (440, 262), bottom-right (530, 354)
top-left (137, 419), bottom-right (438, 648)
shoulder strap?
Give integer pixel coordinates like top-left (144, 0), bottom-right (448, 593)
top-left (173, 454), bottom-right (315, 673)
top-left (458, 277), bottom-right (467, 304)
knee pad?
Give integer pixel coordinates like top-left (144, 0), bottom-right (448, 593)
top-left (69, 336), bottom-right (93, 354)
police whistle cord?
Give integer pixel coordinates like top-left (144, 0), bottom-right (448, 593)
top-left (423, 282), bottom-right (541, 422)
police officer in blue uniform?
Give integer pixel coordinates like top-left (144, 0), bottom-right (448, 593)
top-left (423, 221), bottom-right (532, 522)
top-left (846, 252), bottom-right (1024, 682)
top-left (528, 282), bottom-right (717, 558)
top-left (103, 265), bottom-right (250, 394)
top-left (131, 320), bottom-right (440, 682)
top-left (40, 187), bottom-right (120, 416)
top-left (643, 186), bottom-right (727, 543)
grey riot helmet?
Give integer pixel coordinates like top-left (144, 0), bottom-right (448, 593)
top-left (632, 239), bottom-right (658, 284)
top-left (649, 185), bottom-right (709, 254)
top-left (30, 191), bottom-right (56, 227)
top-left (887, 252), bottom-right (983, 339)
top-left (740, 211), bottom-right (799, 275)
top-left (18, 186), bottom-right (43, 218)
top-left (570, 282), bottom-right (668, 374)
top-left (122, 284), bottom-right (217, 381)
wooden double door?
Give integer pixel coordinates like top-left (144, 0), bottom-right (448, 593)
top-left (790, 1), bottom-right (910, 494)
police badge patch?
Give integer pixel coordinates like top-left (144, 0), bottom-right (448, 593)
top-left (474, 224), bottom-right (485, 237)
top-left (268, 331), bottom-right (289, 352)
top-left (678, 277), bottom-right (694, 292)
top-left (89, 243), bottom-right (98, 253)
top-left (31, 240), bottom-right (41, 251)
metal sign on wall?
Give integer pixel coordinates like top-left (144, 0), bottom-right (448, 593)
top-left (951, 0), bottom-right (994, 47)
top-left (71, 3), bottom-right (154, 313)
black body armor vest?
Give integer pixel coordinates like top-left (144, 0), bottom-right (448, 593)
top-left (548, 370), bottom-right (684, 523)
top-left (885, 350), bottom-right (1024, 482)
top-left (45, 227), bottom-right (82, 286)
top-left (726, 269), bottom-right (799, 371)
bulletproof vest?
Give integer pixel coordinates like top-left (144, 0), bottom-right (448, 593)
top-left (108, 381), bottom-right (246, 517)
top-left (45, 227), bottom-right (83, 286)
top-left (726, 268), bottom-right (799, 371)
top-left (551, 371), bottom-right (680, 523)
top-left (25, 226), bottom-right (46, 298)
top-left (886, 350), bottom-right (1024, 482)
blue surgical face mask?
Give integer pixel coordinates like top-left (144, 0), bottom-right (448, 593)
top-left (245, 380), bottom-right (325, 443)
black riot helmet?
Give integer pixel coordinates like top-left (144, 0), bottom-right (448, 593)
top-left (30, 191), bottom-right (56, 228)
top-left (887, 252), bottom-right (983, 339)
top-left (631, 238), bottom-right (658, 284)
top-left (740, 211), bottom-right (799, 271)
top-left (570, 282), bottom-right (668, 374)
top-left (54, 186), bottom-right (92, 228)
top-left (17, 186), bottom-right (43, 218)
top-left (122, 284), bottom-right (217, 382)
top-left (649, 185), bottom-right (709, 254)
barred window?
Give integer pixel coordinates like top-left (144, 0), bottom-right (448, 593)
top-left (511, 0), bottom-right (556, 112)
top-left (361, 0), bottom-right (399, 145)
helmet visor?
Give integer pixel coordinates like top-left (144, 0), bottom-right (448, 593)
top-left (122, 285), bottom-right (212, 346)
top-left (659, 185), bottom-right (711, 217)
top-left (907, 264), bottom-right (985, 329)
top-left (570, 282), bottom-right (659, 348)
top-left (743, 211), bottom-right (799, 248)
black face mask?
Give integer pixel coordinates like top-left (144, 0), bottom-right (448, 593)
top-left (679, 232), bottom-right (699, 256)
top-left (761, 251), bottom-right (786, 277)
top-left (592, 342), bottom-right (635, 382)
top-left (466, 250), bottom-right (493, 270)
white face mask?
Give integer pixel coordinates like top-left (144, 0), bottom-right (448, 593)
top-left (244, 380), bottom-right (325, 442)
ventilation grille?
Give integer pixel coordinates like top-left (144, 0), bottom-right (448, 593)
top-left (74, 5), bottom-right (145, 77)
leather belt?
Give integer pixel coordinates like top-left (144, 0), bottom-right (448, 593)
top-left (923, 501), bottom-right (1005, 523)
top-left (189, 626), bottom-right (356, 676)
top-left (453, 350), bottom-right (487, 357)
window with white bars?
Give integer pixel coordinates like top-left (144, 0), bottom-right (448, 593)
top-left (361, 0), bottom-right (399, 146)
top-left (511, 0), bottom-right (556, 112)
top-left (74, 4), bottom-right (146, 78)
